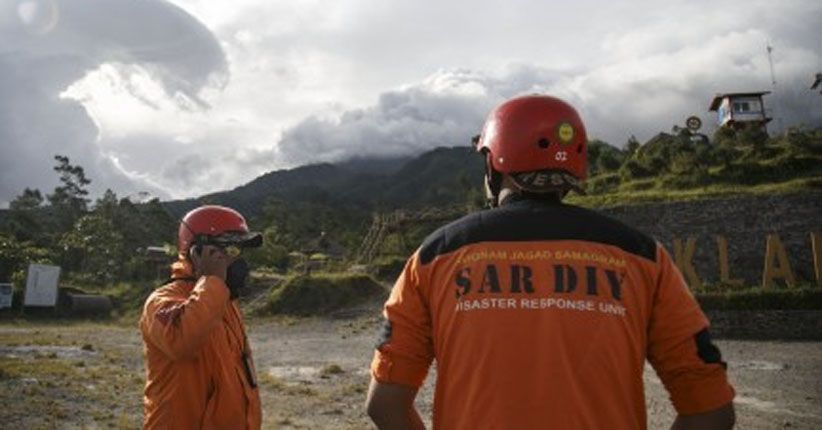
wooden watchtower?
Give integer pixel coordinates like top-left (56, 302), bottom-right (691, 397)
top-left (708, 92), bottom-right (772, 132)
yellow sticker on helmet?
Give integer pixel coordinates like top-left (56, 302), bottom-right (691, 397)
top-left (558, 122), bottom-right (574, 144)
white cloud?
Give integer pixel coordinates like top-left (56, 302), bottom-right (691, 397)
top-left (269, 22), bottom-right (822, 166)
top-left (0, 0), bottom-right (227, 206)
top-left (1, 0), bottom-right (820, 207)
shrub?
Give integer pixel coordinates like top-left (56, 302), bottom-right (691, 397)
top-left (587, 140), bottom-right (625, 176)
top-left (712, 127), bottom-right (736, 146)
top-left (105, 281), bottom-right (156, 316)
top-left (586, 173), bottom-right (621, 194)
top-left (264, 273), bottom-right (386, 316)
top-left (713, 161), bottom-right (770, 185)
top-left (644, 155), bottom-right (668, 174)
top-left (618, 159), bottom-right (653, 181)
top-left (245, 243), bottom-right (289, 272)
top-left (769, 154), bottom-right (821, 177)
top-left (784, 128), bottom-right (822, 155)
top-left (737, 123), bottom-right (769, 149)
top-left (370, 255), bottom-right (408, 282)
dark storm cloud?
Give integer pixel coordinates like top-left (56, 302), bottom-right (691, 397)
top-left (0, 0), bottom-right (226, 206)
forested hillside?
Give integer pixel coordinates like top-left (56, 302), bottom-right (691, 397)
top-left (1, 126), bottom-right (820, 291)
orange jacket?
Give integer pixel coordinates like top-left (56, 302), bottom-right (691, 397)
top-left (371, 198), bottom-right (734, 429)
top-left (140, 261), bottom-right (261, 429)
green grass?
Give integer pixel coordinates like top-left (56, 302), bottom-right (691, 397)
top-left (572, 136), bottom-right (822, 208)
top-left (263, 272), bottom-right (387, 316)
top-left (694, 285), bottom-right (822, 311)
top-left (103, 281), bottom-right (155, 322)
top-left (320, 363), bottom-right (345, 377)
top-left (567, 176), bottom-right (821, 208)
top-left (0, 325), bottom-right (145, 429)
top-left (258, 372), bottom-right (286, 390)
top-left (0, 357), bottom-right (79, 380)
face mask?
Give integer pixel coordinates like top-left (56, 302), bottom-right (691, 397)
top-left (225, 258), bottom-right (250, 299)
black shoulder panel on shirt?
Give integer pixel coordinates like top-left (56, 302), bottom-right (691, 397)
top-left (418, 199), bottom-right (657, 265)
top-left (375, 319), bottom-right (393, 350)
top-left (695, 328), bottom-right (727, 369)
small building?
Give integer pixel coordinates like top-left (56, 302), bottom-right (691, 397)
top-left (709, 92), bottom-right (772, 132)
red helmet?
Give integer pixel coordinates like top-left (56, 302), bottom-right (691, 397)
top-left (177, 205), bottom-right (261, 258)
top-left (476, 95), bottom-right (587, 194)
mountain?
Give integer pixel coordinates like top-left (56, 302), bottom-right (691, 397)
top-left (367, 147), bottom-right (485, 208)
top-left (163, 146), bottom-right (486, 220)
top-left (164, 163), bottom-right (363, 218)
top-left (334, 156), bottom-right (409, 176)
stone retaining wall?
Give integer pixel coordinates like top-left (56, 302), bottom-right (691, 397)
top-left (705, 310), bottom-right (822, 340)
top-left (600, 191), bottom-right (822, 286)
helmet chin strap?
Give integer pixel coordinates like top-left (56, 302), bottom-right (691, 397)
top-left (180, 220), bottom-right (198, 260)
top-left (484, 156), bottom-right (503, 208)
top-left (485, 168), bottom-right (570, 208)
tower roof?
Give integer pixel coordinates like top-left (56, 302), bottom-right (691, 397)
top-left (709, 91), bottom-right (771, 111)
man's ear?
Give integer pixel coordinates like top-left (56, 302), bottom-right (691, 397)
top-left (187, 243), bottom-right (204, 269)
top-left (483, 173), bottom-right (495, 207)
top-left (189, 235), bottom-right (208, 260)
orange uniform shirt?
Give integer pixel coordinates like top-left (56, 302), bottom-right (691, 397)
top-left (140, 261), bottom-right (261, 430)
top-left (371, 198), bottom-right (734, 429)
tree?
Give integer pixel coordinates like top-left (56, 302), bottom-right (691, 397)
top-left (10, 188), bottom-right (43, 210)
top-left (59, 214), bottom-right (124, 283)
top-left (5, 188), bottom-right (45, 242)
top-left (625, 135), bottom-right (640, 156)
top-left (94, 189), bottom-right (119, 220)
top-left (246, 226), bottom-right (290, 271)
top-left (587, 140), bottom-right (625, 176)
top-left (0, 233), bottom-right (53, 285)
top-left (47, 155), bottom-right (91, 231)
top-left (136, 198), bottom-right (177, 244)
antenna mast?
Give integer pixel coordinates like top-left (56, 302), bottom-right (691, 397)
top-left (766, 43), bottom-right (776, 86)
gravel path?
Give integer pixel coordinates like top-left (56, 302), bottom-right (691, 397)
top-left (249, 315), bottom-right (822, 429)
top-left (1, 315), bottom-right (820, 429)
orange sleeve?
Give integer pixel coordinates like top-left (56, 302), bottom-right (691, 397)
top-left (140, 276), bottom-right (230, 361)
top-left (371, 252), bottom-right (434, 388)
top-left (647, 245), bottom-right (735, 415)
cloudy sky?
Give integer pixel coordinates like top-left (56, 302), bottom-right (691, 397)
top-left (0, 0), bottom-right (820, 207)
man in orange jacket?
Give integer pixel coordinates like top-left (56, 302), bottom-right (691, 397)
top-left (366, 95), bottom-right (735, 429)
top-left (141, 205), bottom-right (263, 429)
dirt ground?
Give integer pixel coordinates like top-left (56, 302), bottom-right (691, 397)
top-left (1, 309), bottom-right (821, 429)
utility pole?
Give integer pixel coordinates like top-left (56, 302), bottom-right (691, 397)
top-left (766, 42), bottom-right (783, 133)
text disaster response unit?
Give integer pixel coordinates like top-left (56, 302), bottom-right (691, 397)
top-left (452, 249), bottom-right (629, 316)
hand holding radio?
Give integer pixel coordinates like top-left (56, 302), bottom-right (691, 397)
top-left (190, 244), bottom-right (232, 281)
